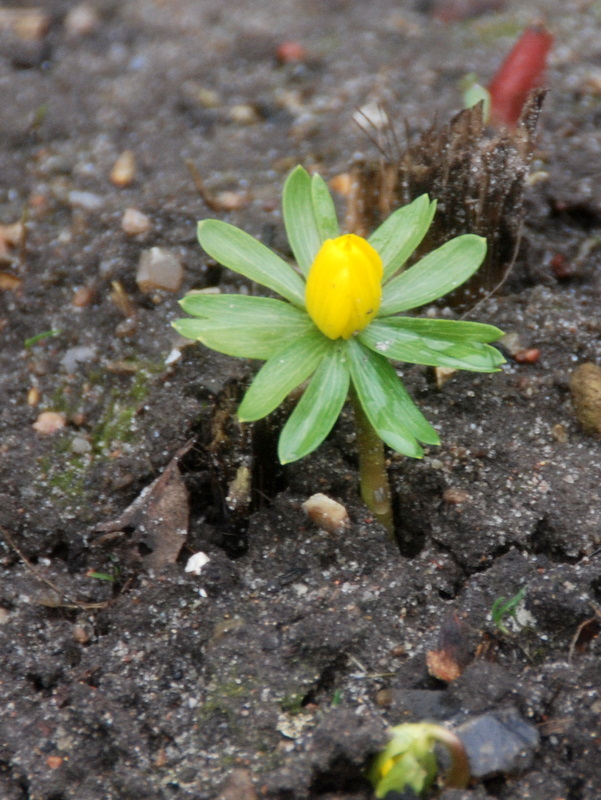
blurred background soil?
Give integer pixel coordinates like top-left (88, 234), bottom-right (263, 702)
top-left (1, 1), bottom-right (601, 798)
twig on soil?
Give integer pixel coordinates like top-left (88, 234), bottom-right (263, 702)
top-left (185, 159), bottom-right (250, 211)
top-left (347, 652), bottom-right (396, 679)
top-left (347, 653), bottom-right (368, 673)
top-left (18, 204), bottom-right (28, 270)
top-left (184, 159), bottom-right (229, 211)
top-left (185, 158), bottom-right (221, 210)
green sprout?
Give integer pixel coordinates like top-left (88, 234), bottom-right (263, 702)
top-left (86, 570), bottom-right (117, 583)
top-left (368, 722), bottom-right (470, 797)
top-left (24, 329), bottom-right (61, 349)
top-left (173, 166), bottom-right (505, 533)
top-left (331, 689), bottom-right (343, 707)
top-left (460, 72), bottom-right (491, 120)
top-left (491, 587), bottom-right (527, 634)
top-left (86, 553), bottom-right (122, 583)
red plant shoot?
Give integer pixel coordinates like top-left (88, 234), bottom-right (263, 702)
top-left (488, 24), bottom-right (553, 127)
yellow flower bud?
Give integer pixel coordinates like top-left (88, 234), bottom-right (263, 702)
top-left (379, 757), bottom-right (397, 778)
top-left (305, 234), bottom-right (383, 340)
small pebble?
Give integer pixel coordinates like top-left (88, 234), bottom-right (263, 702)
top-left (164, 347), bottom-right (183, 366)
top-left (275, 41), bottom-right (307, 64)
top-left (375, 688), bottom-right (393, 708)
top-left (33, 411), bottom-right (66, 435)
top-left (0, 221), bottom-right (24, 247)
top-left (105, 360), bottom-right (139, 374)
top-left (329, 172), bottom-right (352, 197)
top-left (550, 253), bottom-right (576, 280)
top-left (213, 191), bottom-right (249, 211)
top-left (570, 362), bottom-right (601, 436)
top-left (136, 247), bottom-right (184, 293)
top-left (121, 207), bottom-right (152, 235)
top-left (27, 386), bottom-right (41, 407)
top-left (443, 488), bottom-right (471, 505)
top-left (0, 8), bottom-right (50, 40)
top-left (353, 102), bottom-right (389, 131)
top-left (29, 358), bottom-right (48, 377)
top-left (110, 150), bottom-right (136, 187)
top-left (499, 331), bottom-right (522, 356)
top-left (228, 104), bottom-right (260, 125)
top-left (185, 552), bottom-right (211, 576)
top-left (71, 436), bottom-right (91, 455)
top-left (197, 87), bottom-right (220, 107)
top-left (211, 618), bottom-right (244, 641)
top-left (114, 317), bottom-right (137, 337)
top-left (72, 285), bottom-right (95, 307)
top-left (0, 246), bottom-right (13, 266)
top-left (64, 3), bottom-right (100, 37)
top-left (68, 190), bottom-right (104, 212)
top-left (177, 766), bottom-right (197, 784)
top-left (302, 493), bottom-right (350, 534)
top-left (579, 67), bottom-right (601, 96)
top-left (72, 624), bottom-right (91, 644)
top-left (60, 345), bottom-right (97, 372)
top-left (514, 348), bottom-right (540, 364)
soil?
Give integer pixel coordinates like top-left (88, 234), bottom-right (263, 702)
top-left (1, 1), bottom-right (601, 799)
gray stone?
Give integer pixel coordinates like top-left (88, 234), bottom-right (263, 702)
top-left (456, 706), bottom-right (539, 778)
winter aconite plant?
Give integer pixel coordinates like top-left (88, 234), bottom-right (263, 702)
top-left (368, 722), bottom-right (470, 797)
top-left (173, 166), bottom-right (505, 532)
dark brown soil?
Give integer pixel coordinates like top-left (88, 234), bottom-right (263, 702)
top-left (1, 2), bottom-right (601, 799)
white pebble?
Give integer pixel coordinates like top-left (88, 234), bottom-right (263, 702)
top-left (121, 208), bottom-right (151, 235)
top-left (60, 345), bottom-right (97, 372)
top-left (185, 552), bottom-right (211, 576)
top-left (68, 190), bottom-right (104, 212)
top-left (136, 247), bottom-right (183, 293)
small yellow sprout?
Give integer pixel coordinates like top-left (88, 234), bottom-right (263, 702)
top-left (368, 722), bottom-right (470, 797)
top-left (305, 234), bottom-right (383, 340)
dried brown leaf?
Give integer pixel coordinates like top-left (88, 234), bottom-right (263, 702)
top-left (96, 439), bottom-right (194, 569)
top-left (426, 611), bottom-right (471, 682)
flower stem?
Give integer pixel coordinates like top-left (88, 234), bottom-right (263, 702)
top-left (425, 725), bottom-right (471, 789)
top-left (350, 388), bottom-right (394, 536)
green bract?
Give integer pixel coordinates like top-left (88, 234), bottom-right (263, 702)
top-left (173, 165), bottom-right (505, 465)
top-left (368, 724), bottom-right (439, 797)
